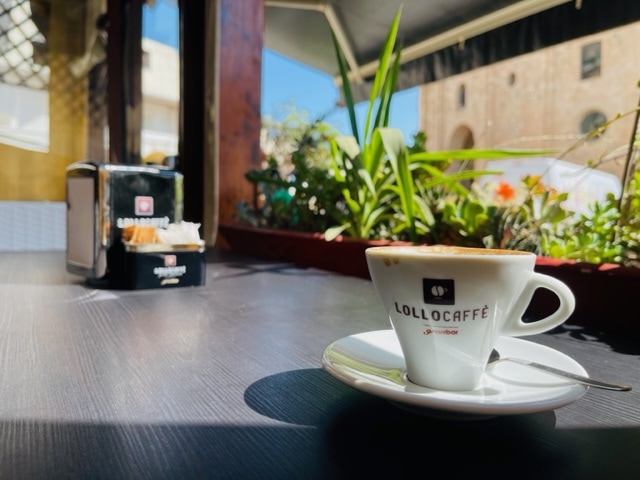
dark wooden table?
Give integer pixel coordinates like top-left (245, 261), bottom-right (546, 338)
top-left (0, 250), bottom-right (639, 479)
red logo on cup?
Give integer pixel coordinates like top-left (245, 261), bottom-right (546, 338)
top-left (164, 255), bottom-right (177, 267)
top-left (135, 196), bottom-right (154, 216)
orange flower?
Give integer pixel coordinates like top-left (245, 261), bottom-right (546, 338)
top-left (495, 181), bottom-right (516, 201)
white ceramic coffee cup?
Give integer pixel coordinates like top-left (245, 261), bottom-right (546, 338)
top-left (365, 245), bottom-right (575, 391)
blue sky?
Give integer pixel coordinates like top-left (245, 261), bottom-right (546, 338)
top-left (262, 49), bottom-right (420, 143)
top-left (143, 1), bottom-right (419, 143)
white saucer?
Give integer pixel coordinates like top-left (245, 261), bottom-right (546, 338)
top-left (322, 330), bottom-right (588, 419)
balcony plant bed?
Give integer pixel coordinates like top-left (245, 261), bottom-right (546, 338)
top-left (229, 9), bottom-right (640, 335)
top-left (217, 223), bottom-right (410, 279)
top-left (218, 223), bottom-right (640, 334)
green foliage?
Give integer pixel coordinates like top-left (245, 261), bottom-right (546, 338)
top-left (236, 115), bottom-right (343, 233)
top-left (544, 196), bottom-right (624, 263)
top-left (424, 174), bottom-right (571, 252)
top-left (535, 98), bottom-right (640, 266)
top-left (326, 7), bottom-right (418, 241)
top-left (545, 171), bottom-right (640, 265)
top-left (538, 102), bottom-right (640, 266)
top-left (326, 127), bottom-right (430, 242)
top-left (333, 7), bottom-right (402, 148)
top-left (491, 175), bottom-right (571, 254)
top-left (326, 6), bottom-right (552, 243)
top-left (426, 193), bottom-right (498, 247)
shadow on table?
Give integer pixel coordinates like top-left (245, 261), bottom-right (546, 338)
top-left (0, 417), bottom-right (329, 480)
top-left (244, 367), bottom-right (559, 427)
top-left (547, 324), bottom-right (640, 356)
top-left (1, 366), bottom-right (637, 479)
top-left (245, 368), bottom-right (640, 479)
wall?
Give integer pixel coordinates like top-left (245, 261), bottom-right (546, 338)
top-left (419, 21), bottom-right (640, 178)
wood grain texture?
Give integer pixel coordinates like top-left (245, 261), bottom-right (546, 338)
top-left (216, 0), bottom-right (264, 226)
top-left (0, 251), bottom-right (638, 478)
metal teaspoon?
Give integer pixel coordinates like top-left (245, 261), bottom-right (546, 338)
top-left (488, 349), bottom-right (632, 391)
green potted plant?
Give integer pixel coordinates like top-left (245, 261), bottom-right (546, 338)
top-left (219, 7), bottom-right (548, 275)
top-left (324, 7), bottom-right (551, 244)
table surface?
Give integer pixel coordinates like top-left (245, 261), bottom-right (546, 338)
top-left (1, 250), bottom-right (639, 479)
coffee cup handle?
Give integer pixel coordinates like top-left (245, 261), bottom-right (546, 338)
top-left (501, 273), bottom-right (576, 337)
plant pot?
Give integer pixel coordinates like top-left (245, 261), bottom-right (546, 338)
top-left (218, 224), bottom-right (640, 333)
top-left (217, 223), bottom-right (409, 279)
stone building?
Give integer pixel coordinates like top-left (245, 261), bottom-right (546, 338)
top-left (419, 21), bottom-right (640, 179)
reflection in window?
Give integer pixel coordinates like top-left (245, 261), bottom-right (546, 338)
top-left (581, 42), bottom-right (601, 79)
top-left (0, 0), bottom-right (49, 150)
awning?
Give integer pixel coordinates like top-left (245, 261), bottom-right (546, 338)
top-left (265, 0), bottom-right (640, 99)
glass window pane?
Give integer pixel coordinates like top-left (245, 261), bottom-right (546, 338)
top-left (141, 0), bottom-right (179, 163)
top-left (0, 0), bottom-right (49, 151)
